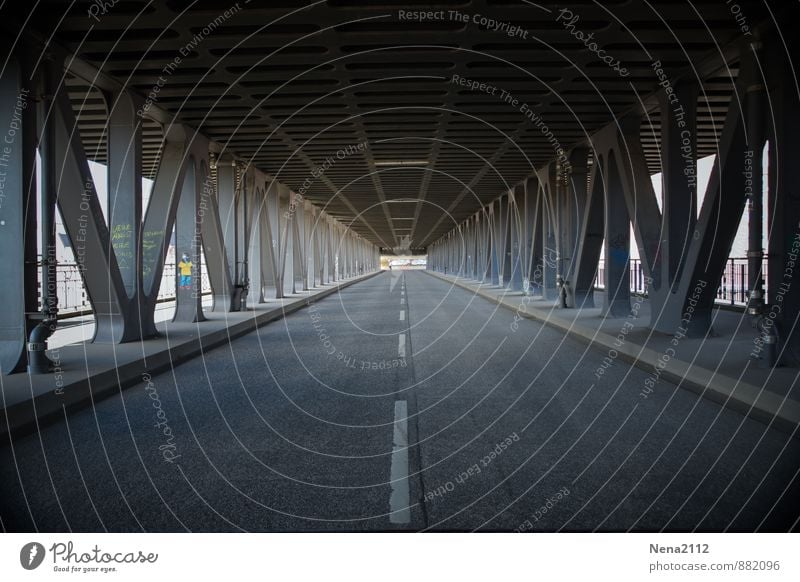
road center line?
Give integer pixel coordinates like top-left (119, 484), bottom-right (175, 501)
top-left (389, 400), bottom-right (411, 524)
top-left (399, 310), bottom-right (405, 321)
top-left (398, 334), bottom-right (406, 358)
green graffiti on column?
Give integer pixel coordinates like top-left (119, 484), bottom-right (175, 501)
top-left (141, 229), bottom-right (164, 280)
top-left (111, 223), bottom-right (133, 269)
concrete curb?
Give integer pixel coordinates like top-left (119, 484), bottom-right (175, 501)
top-left (425, 270), bottom-right (800, 438)
top-left (1, 272), bottom-right (381, 440)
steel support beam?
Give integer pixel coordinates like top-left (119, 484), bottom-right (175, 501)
top-left (571, 155), bottom-right (604, 308)
top-left (659, 82), bottom-right (699, 289)
top-left (565, 149), bottom-right (593, 307)
top-left (541, 167), bottom-right (559, 301)
top-left (0, 54), bottom-right (36, 373)
top-left (199, 156), bottom-right (236, 312)
top-left (53, 71), bottom-right (129, 343)
top-left (246, 179), bottom-right (265, 305)
top-left (765, 34), bottom-right (800, 365)
top-left (173, 155), bottom-right (207, 323)
top-left (602, 150), bottom-right (633, 317)
top-left (216, 157), bottom-right (243, 310)
top-left (508, 188), bottom-right (524, 291)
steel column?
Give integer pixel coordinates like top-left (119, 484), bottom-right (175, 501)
top-left (173, 155), bottom-right (206, 322)
top-left (0, 55), bottom-right (36, 373)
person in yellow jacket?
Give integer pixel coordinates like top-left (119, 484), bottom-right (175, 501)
top-left (178, 253), bottom-right (193, 289)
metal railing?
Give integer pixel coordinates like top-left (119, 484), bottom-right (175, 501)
top-left (43, 263), bottom-right (212, 315)
top-left (45, 256), bottom-right (767, 314)
top-left (594, 257), bottom-right (769, 308)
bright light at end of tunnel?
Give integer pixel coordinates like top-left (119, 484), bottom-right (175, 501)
top-left (373, 160), bottom-right (429, 166)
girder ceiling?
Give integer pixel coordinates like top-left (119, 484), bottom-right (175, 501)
top-left (8, 0), bottom-right (774, 250)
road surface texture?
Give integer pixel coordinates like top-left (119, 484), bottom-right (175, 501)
top-left (1, 271), bottom-right (798, 532)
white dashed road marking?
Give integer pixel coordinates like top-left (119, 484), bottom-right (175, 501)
top-left (389, 400), bottom-right (410, 524)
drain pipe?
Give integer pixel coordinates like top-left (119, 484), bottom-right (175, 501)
top-left (239, 163), bottom-right (249, 309)
top-left (28, 62), bottom-right (57, 373)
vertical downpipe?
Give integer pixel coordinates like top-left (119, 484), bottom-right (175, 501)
top-left (240, 164), bottom-right (249, 309)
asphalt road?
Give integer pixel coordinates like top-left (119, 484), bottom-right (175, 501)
top-left (1, 271), bottom-right (798, 531)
